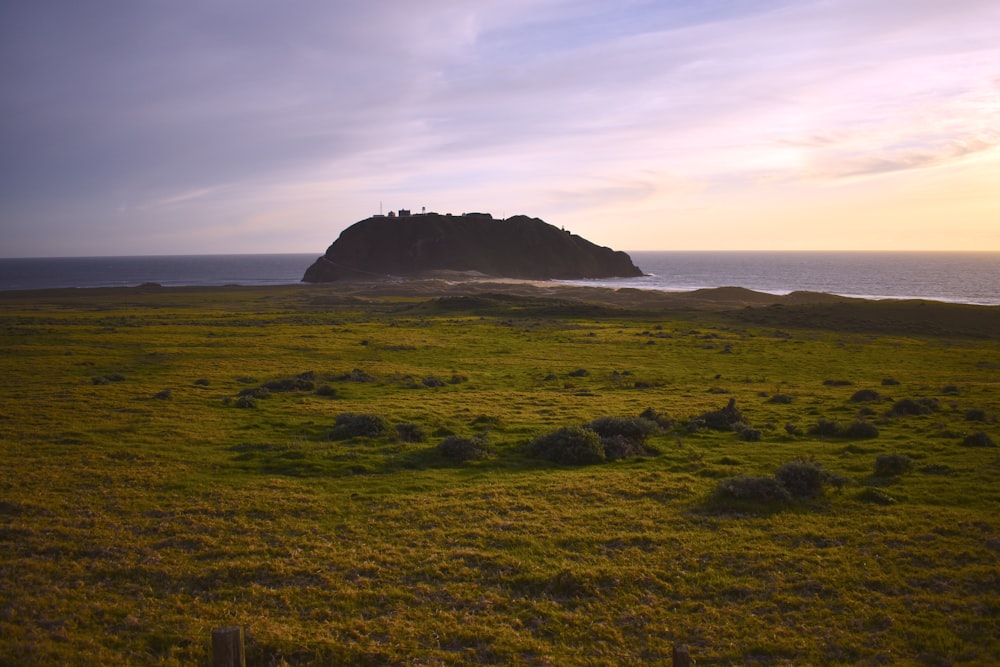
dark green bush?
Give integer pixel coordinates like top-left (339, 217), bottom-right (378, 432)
top-left (808, 419), bottom-right (842, 437)
top-left (586, 416), bottom-right (659, 446)
top-left (768, 394), bottom-right (794, 404)
top-left (809, 419), bottom-right (878, 439)
top-left (329, 413), bottom-right (388, 440)
top-left (715, 475), bottom-right (791, 503)
top-left (337, 368), bottom-right (375, 383)
top-left (234, 395), bottom-right (258, 409)
top-left (395, 422), bottom-right (425, 443)
top-left (238, 386), bottom-right (270, 399)
top-left (775, 458), bottom-right (847, 499)
top-left (850, 389), bottom-right (882, 403)
top-left (639, 407), bottom-right (675, 430)
top-left (315, 384), bottom-right (337, 397)
top-left (737, 426), bottom-right (762, 442)
top-left (964, 409), bottom-right (988, 422)
top-left (153, 389), bottom-right (172, 400)
top-left (842, 420), bottom-right (879, 439)
top-left (961, 431), bottom-right (995, 448)
top-left (692, 398), bottom-right (745, 431)
top-left (438, 434), bottom-right (493, 461)
top-left (422, 376), bottom-right (445, 388)
top-left (567, 368), bottom-right (589, 378)
top-left (194, 378), bottom-right (210, 386)
top-left (785, 422), bottom-right (803, 436)
top-left (527, 426), bottom-right (605, 465)
top-left (881, 377), bottom-right (900, 386)
top-left (873, 453), bottom-right (912, 477)
top-left (857, 488), bottom-right (896, 505)
top-left (262, 374), bottom-right (315, 392)
top-left (886, 397), bottom-right (939, 417)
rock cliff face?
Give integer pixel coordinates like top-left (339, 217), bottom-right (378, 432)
top-left (302, 213), bottom-right (643, 282)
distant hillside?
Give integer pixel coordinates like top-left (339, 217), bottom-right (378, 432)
top-left (302, 212), bottom-right (644, 282)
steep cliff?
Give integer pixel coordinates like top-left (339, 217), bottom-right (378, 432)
top-left (302, 213), bottom-right (643, 282)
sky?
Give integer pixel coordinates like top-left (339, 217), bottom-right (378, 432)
top-left (2, 0), bottom-right (999, 257)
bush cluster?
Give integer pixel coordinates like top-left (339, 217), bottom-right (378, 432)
top-left (961, 431), bottom-right (995, 448)
top-left (807, 418), bottom-right (879, 439)
top-left (395, 422), bottom-right (426, 443)
top-left (262, 373), bottom-right (315, 392)
top-left (689, 398), bottom-right (745, 432)
top-left (849, 389), bottom-right (882, 403)
top-left (527, 426), bottom-right (605, 465)
top-left (329, 413), bottom-right (388, 440)
top-left (713, 457), bottom-right (848, 507)
top-left (528, 413), bottom-right (664, 465)
top-left (873, 453), bottom-right (912, 477)
top-left (885, 397), bottom-right (939, 417)
top-left (438, 434), bottom-right (493, 461)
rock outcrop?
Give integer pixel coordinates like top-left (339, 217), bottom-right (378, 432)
top-left (302, 212), bottom-right (643, 282)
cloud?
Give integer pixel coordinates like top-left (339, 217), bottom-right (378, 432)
top-left (2, 0), bottom-right (999, 254)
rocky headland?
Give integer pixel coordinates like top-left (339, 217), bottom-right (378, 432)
top-left (302, 212), bottom-right (643, 282)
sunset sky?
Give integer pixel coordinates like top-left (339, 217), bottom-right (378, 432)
top-left (2, 1), bottom-right (999, 257)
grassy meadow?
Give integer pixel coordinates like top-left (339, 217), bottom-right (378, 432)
top-left (1, 283), bottom-right (998, 665)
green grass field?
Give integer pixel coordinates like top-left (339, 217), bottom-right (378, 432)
top-left (1, 284), bottom-right (998, 665)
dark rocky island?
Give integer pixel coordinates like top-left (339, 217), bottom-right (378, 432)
top-left (302, 211), bottom-right (643, 282)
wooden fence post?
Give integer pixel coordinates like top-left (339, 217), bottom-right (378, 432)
top-left (212, 626), bottom-right (245, 667)
top-left (672, 643), bottom-right (692, 667)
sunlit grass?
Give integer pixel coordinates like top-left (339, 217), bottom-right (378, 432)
top-left (1, 285), bottom-right (998, 665)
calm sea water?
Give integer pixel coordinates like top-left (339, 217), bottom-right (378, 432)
top-left (0, 252), bottom-right (997, 306)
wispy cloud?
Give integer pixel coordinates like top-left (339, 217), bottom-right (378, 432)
top-left (1, 0), bottom-right (998, 254)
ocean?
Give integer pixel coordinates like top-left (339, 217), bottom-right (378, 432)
top-left (0, 251), bottom-right (997, 306)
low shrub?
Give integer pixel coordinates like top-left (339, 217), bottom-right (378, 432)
top-left (808, 419), bottom-right (842, 437)
top-left (942, 385), bottom-right (961, 396)
top-left (639, 407), bottom-right (675, 430)
top-left (857, 488), bottom-right (896, 505)
top-left (964, 409), bottom-right (988, 422)
top-left (315, 384), bottom-right (337, 397)
top-left (238, 386), bottom-right (270, 399)
top-left (881, 377), bottom-right (900, 386)
top-left (692, 398), bottom-right (745, 432)
top-left (842, 420), bottom-right (879, 439)
top-left (768, 394), bottom-right (794, 404)
top-left (153, 389), bottom-right (172, 400)
top-left (527, 426), bottom-right (605, 465)
top-left (586, 416), bottom-right (659, 446)
top-left (737, 426), bottom-right (762, 442)
top-left (849, 389), bottom-right (882, 403)
top-left (422, 376), bottom-right (446, 388)
top-left (809, 419), bottom-right (878, 439)
top-left (395, 422), bottom-right (425, 443)
top-left (567, 368), bottom-right (589, 378)
top-left (234, 395), bottom-right (257, 409)
top-left (194, 378), bottom-right (210, 386)
top-left (775, 457), bottom-right (847, 499)
top-left (715, 475), bottom-right (791, 503)
top-left (961, 431), bottom-right (995, 448)
top-left (785, 422), bottom-right (803, 436)
top-left (438, 434), bottom-right (493, 461)
top-left (873, 453), bottom-right (912, 477)
top-left (886, 397), bottom-right (939, 417)
top-left (823, 379), bottom-right (853, 387)
top-left (263, 374), bottom-right (315, 392)
top-left (337, 368), bottom-right (375, 383)
top-left (92, 373), bottom-right (125, 385)
top-left (329, 413), bottom-right (388, 440)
